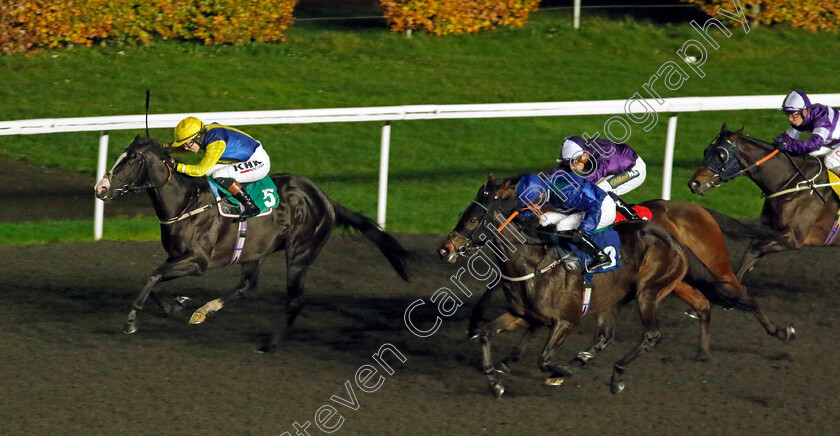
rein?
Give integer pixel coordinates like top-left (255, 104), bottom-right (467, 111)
top-left (454, 200), bottom-right (564, 282)
top-left (500, 257), bottom-right (564, 282)
top-left (707, 135), bottom-right (832, 201)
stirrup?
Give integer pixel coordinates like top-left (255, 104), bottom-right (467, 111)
top-left (586, 255), bottom-right (611, 273)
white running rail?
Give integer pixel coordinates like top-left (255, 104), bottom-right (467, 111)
top-left (2, 93), bottom-right (839, 239)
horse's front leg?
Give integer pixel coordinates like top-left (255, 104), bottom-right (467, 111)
top-left (190, 261), bottom-right (261, 324)
top-left (467, 284), bottom-right (498, 341)
top-left (736, 229), bottom-right (799, 281)
top-left (538, 319), bottom-right (576, 386)
top-left (124, 257), bottom-right (205, 334)
top-left (478, 312), bottom-right (530, 398)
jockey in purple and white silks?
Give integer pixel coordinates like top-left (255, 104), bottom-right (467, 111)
top-left (516, 172), bottom-right (615, 272)
top-left (166, 117), bottom-right (271, 221)
top-left (554, 135), bottom-right (647, 220)
top-left (774, 90), bottom-right (840, 175)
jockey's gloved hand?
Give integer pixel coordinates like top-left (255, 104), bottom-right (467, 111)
top-left (165, 156), bottom-right (177, 168)
top-left (773, 140), bottom-right (787, 151)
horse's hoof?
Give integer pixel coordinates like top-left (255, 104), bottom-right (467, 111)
top-left (257, 343), bottom-right (278, 354)
top-left (123, 323), bottom-right (137, 334)
top-left (188, 312), bottom-right (206, 325)
top-left (785, 326), bottom-right (796, 342)
top-left (490, 382), bottom-right (505, 398)
top-left (683, 310), bottom-right (699, 320)
top-left (545, 377), bottom-right (564, 386)
top-left (610, 380), bottom-right (625, 394)
top-left (694, 350), bottom-right (711, 362)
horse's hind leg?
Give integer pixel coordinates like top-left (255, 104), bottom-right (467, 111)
top-left (672, 283), bottom-right (712, 360)
top-left (189, 261), bottom-right (261, 325)
top-left (610, 294), bottom-right (663, 394)
top-left (748, 298), bottom-right (796, 342)
top-left (478, 312), bottom-right (530, 398)
top-left (261, 238), bottom-right (327, 353)
top-left (569, 307), bottom-right (617, 369)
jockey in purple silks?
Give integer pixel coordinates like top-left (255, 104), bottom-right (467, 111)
top-left (774, 90), bottom-right (840, 176)
top-left (553, 136), bottom-right (647, 220)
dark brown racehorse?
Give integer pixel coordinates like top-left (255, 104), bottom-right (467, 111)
top-left (688, 124), bottom-right (840, 280)
top-left (439, 175), bottom-right (764, 396)
top-left (95, 136), bottom-right (410, 352)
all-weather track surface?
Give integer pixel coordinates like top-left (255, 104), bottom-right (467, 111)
top-left (1, 158), bottom-right (838, 435)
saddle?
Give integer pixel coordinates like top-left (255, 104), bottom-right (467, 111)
top-left (207, 177), bottom-right (281, 219)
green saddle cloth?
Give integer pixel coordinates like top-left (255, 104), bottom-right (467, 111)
top-left (208, 177), bottom-right (280, 213)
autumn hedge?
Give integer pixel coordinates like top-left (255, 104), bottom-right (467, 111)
top-left (683, 0), bottom-right (840, 32)
top-left (380, 0), bottom-right (540, 35)
top-left (0, 0), bottom-right (297, 55)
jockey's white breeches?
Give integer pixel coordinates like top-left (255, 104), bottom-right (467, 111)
top-left (596, 156), bottom-right (647, 196)
top-left (208, 145), bottom-right (271, 183)
top-left (539, 194), bottom-right (617, 232)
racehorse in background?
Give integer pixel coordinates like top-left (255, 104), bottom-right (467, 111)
top-left (688, 123), bottom-right (840, 280)
top-left (95, 136), bottom-right (410, 352)
top-left (438, 175), bottom-right (767, 397)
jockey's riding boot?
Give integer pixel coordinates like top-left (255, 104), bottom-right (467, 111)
top-left (227, 181), bottom-right (261, 221)
top-left (609, 191), bottom-right (640, 220)
top-left (571, 230), bottom-right (611, 272)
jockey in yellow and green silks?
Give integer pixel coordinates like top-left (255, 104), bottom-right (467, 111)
top-left (167, 117), bottom-right (271, 221)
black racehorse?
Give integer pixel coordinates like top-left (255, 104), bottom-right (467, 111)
top-left (439, 175), bottom-right (765, 397)
top-left (95, 136), bottom-right (410, 352)
top-left (688, 123), bottom-right (840, 280)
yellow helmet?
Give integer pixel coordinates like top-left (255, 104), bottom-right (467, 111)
top-left (173, 117), bottom-right (204, 147)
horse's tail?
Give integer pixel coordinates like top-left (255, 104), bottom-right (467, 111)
top-left (679, 239), bottom-right (758, 312)
top-left (703, 207), bottom-right (792, 248)
top-left (331, 201), bottom-right (411, 281)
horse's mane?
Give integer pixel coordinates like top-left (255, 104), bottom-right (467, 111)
top-left (730, 129), bottom-right (818, 168)
top-left (130, 135), bottom-right (172, 158)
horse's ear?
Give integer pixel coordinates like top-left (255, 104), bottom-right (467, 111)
top-left (733, 126), bottom-right (745, 138)
top-left (487, 173), bottom-right (495, 183)
top-left (720, 122), bottom-right (728, 133)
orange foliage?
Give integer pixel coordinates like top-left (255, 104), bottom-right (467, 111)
top-left (380, 0), bottom-right (541, 35)
top-left (682, 0), bottom-right (839, 32)
top-left (0, 0), bottom-right (297, 55)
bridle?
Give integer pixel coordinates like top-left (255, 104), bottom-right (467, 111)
top-left (451, 200), bottom-right (495, 257)
top-left (108, 149), bottom-right (173, 195)
top-left (702, 133), bottom-right (826, 201)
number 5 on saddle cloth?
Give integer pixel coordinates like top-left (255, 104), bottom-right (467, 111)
top-left (207, 177), bottom-right (280, 219)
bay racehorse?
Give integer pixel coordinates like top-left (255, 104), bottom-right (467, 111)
top-left (439, 175), bottom-right (765, 396)
top-left (455, 196), bottom-right (793, 365)
top-left (688, 123), bottom-right (840, 280)
top-left (95, 136), bottom-right (411, 352)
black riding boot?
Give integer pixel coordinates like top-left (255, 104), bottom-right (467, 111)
top-left (609, 191), bottom-right (640, 220)
top-left (571, 230), bottom-right (611, 272)
top-left (228, 182), bottom-right (261, 221)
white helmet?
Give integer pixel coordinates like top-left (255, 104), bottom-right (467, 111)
top-left (559, 138), bottom-right (584, 162)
